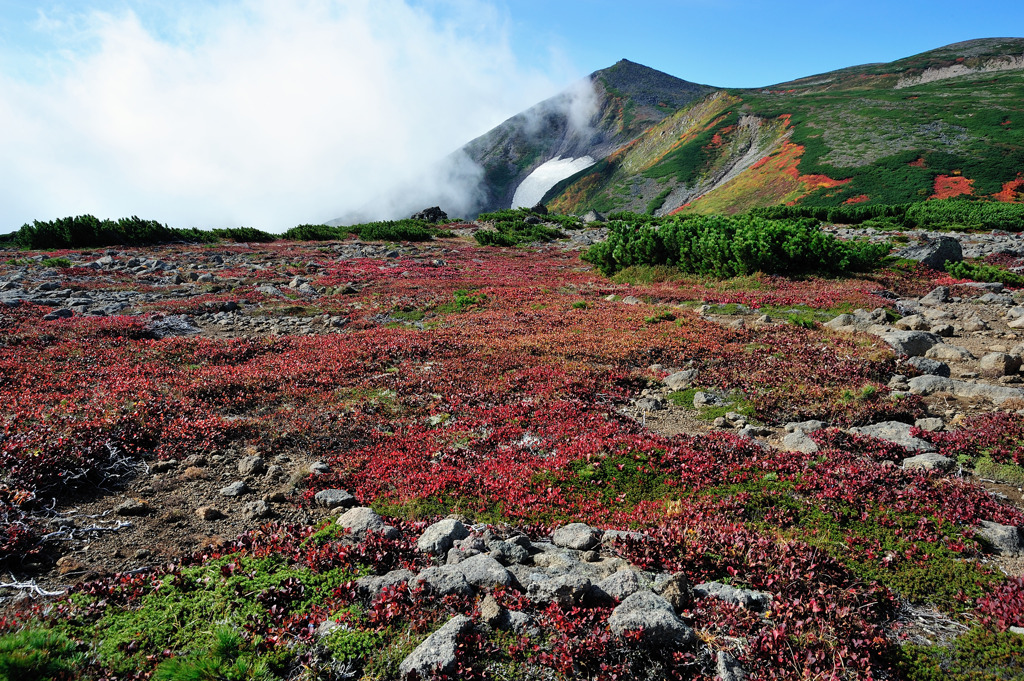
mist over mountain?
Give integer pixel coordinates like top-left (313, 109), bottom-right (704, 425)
top-left (339, 38), bottom-right (1024, 222)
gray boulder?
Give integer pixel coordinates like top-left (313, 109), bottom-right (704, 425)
top-left (356, 569), bottom-right (415, 600)
top-left (881, 331), bottom-right (942, 357)
top-left (897, 237), bottom-right (962, 270)
top-left (979, 352), bottom-right (1022, 378)
top-left (782, 431), bottom-right (819, 454)
top-left (313, 488), bottom-right (356, 509)
top-left (417, 518), bottom-right (469, 556)
top-left (414, 566), bottom-right (475, 598)
top-left (919, 286), bottom-right (951, 306)
top-left (902, 453), bottom-right (955, 472)
top-left (976, 520), bottom-right (1023, 556)
top-left (906, 356), bottom-right (950, 377)
top-left (849, 421), bottom-right (936, 452)
top-left (398, 614), bottom-right (472, 679)
top-left (925, 344), bottom-right (975, 362)
top-left (336, 506), bottom-right (398, 538)
top-left (456, 553), bottom-right (516, 589)
top-left (528, 574), bottom-right (592, 606)
top-left (608, 592), bottom-right (695, 646)
top-left (693, 582), bottom-right (772, 612)
top-left (717, 651), bottom-right (748, 681)
top-left (664, 369), bottom-right (698, 390)
top-left (552, 523), bottom-right (601, 551)
top-left (596, 570), bottom-right (645, 601)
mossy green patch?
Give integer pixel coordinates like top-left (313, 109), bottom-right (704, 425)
top-left (897, 627), bottom-right (1024, 680)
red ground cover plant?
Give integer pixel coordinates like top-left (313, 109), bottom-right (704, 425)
top-left (2, 241), bottom-right (1022, 679)
top-left (931, 174), bottom-right (975, 200)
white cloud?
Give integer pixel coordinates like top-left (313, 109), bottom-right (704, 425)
top-left (0, 0), bottom-right (571, 232)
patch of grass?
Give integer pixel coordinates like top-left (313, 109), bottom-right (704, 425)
top-left (567, 450), bottom-right (676, 507)
top-left (644, 311), bottom-right (676, 324)
top-left (897, 627), bottom-right (1024, 680)
top-left (436, 289), bottom-right (487, 314)
top-left (151, 626), bottom-right (274, 681)
top-left (0, 627), bottom-right (85, 681)
top-left (571, 301), bottom-right (589, 310)
top-left (40, 257), bottom-right (72, 269)
top-left (666, 387), bottom-right (754, 421)
top-left (974, 458), bottom-right (1024, 486)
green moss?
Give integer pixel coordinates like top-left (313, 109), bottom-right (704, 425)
top-left (0, 627), bottom-right (85, 681)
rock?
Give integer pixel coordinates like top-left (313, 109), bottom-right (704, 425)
top-left (976, 521), bottom-right (1023, 556)
top-left (581, 210), bottom-right (606, 224)
top-left (881, 331), bottom-right (941, 357)
top-left (664, 369), bottom-right (698, 390)
top-left (115, 499), bottom-right (151, 516)
top-left (307, 461), bottom-right (330, 475)
top-left (914, 417), bottom-right (945, 432)
top-left (237, 455), bottom-right (266, 476)
top-left (313, 488), bottom-right (356, 509)
top-left (1011, 626), bottom-right (1024, 636)
top-left (906, 356), bottom-right (950, 377)
top-left (782, 431), bottom-right (819, 454)
top-left (925, 345), bottom-right (975, 362)
top-left (693, 391), bottom-right (726, 408)
top-left (978, 293), bottom-right (1014, 305)
top-left (490, 540), bottom-right (531, 566)
top-left (150, 460), bottom-right (178, 473)
top-left (411, 206), bottom-right (449, 223)
top-left (895, 314), bottom-right (930, 331)
top-left (42, 308), bottom-right (73, 321)
top-left (336, 506), bottom-right (398, 538)
top-left (902, 453), bottom-right (955, 472)
top-left (897, 237), bottom-right (962, 270)
top-left (608, 592), bottom-right (696, 646)
top-left (356, 569), bottom-right (415, 600)
top-left (455, 553), bottom-right (516, 589)
top-left (634, 396), bottom-right (664, 411)
top-left (398, 614), bottom-right (472, 679)
top-left (979, 352), bottom-right (1022, 378)
top-left (784, 420), bottom-right (825, 434)
top-left (417, 518), bottom-right (470, 556)
top-left (596, 570), bottom-right (645, 601)
top-left (621, 296), bottom-right (642, 305)
top-left (479, 593), bottom-right (506, 628)
top-left (693, 582), bottom-right (772, 612)
top-left (414, 565), bottom-right (475, 598)
top-left (653, 572), bottom-right (691, 612)
top-left (908, 375), bottom-right (1024, 405)
top-left (929, 324), bottom-right (955, 337)
top-left (919, 286), bottom-right (951, 306)
top-left (196, 505), bottom-right (225, 520)
top-left (552, 523), bottom-right (601, 551)
top-left (219, 480), bottom-right (250, 497)
top-left (242, 500), bottom-right (271, 520)
top-left (528, 574), bottom-right (592, 606)
top-left (717, 651), bottom-right (748, 681)
top-left (850, 421), bottom-right (936, 452)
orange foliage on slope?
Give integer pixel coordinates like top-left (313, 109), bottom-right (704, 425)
top-left (931, 175), bottom-right (974, 200)
top-left (670, 142), bottom-right (849, 216)
top-left (844, 195), bottom-right (870, 205)
top-left (993, 176), bottom-right (1024, 202)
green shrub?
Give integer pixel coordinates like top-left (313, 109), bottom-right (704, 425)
top-left (583, 213), bottom-right (890, 277)
top-left (0, 627), bottom-right (84, 681)
top-left (151, 627), bottom-right (274, 681)
top-left (474, 208), bottom-right (567, 246)
top-left (897, 627), bottom-right (1024, 680)
top-left (283, 224), bottom-right (344, 241)
top-left (945, 260), bottom-right (1024, 287)
top-left (40, 257), bottom-right (72, 269)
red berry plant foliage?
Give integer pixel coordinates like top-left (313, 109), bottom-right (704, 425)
top-left (0, 241), bottom-right (1021, 680)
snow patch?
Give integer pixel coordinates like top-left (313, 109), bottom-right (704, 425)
top-left (511, 156), bottom-right (595, 209)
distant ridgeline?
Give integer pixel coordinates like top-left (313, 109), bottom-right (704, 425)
top-left (452, 38), bottom-right (1024, 218)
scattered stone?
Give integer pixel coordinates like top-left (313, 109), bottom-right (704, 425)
top-left (336, 506), bottom-right (398, 538)
top-left (414, 566), bottom-right (475, 598)
top-left (717, 651), bottom-right (748, 681)
top-left (596, 570), bottom-right (645, 602)
top-left (975, 521), bottom-right (1023, 556)
top-left (906, 356), bottom-right (950, 377)
top-left (398, 614), bottom-right (472, 680)
top-left (608, 592), bottom-right (696, 646)
top-left (219, 480), bottom-right (250, 497)
top-left (881, 331), bottom-right (941, 357)
top-left (979, 352), bottom-right (1022, 378)
top-left (919, 286), bottom-right (951, 305)
top-left (653, 572), bottom-right (691, 612)
top-left (902, 453), bottom-right (955, 472)
top-left (491, 540), bottom-right (531, 566)
top-left (784, 420), bottom-right (825, 434)
top-left (849, 421), bottom-right (936, 452)
top-left (528, 574), bottom-right (592, 607)
top-left (552, 523), bottom-right (601, 551)
top-left (914, 417), bottom-right (945, 432)
top-left (237, 455), bottom-right (266, 476)
top-left (456, 553), bottom-right (516, 589)
top-left (150, 460), bottom-right (178, 473)
top-left (196, 506), bottom-right (225, 521)
top-left (781, 431), bottom-right (819, 454)
top-left (242, 500), bottom-right (271, 520)
top-left (693, 582), bottom-right (772, 612)
top-left (664, 369), bottom-right (698, 390)
top-left (115, 499), bottom-right (151, 516)
top-left (313, 488), bottom-right (356, 510)
top-left (356, 569), bottom-right (415, 600)
top-left (895, 314), bottom-right (929, 331)
top-left (925, 344), bottom-right (975, 362)
top-left (417, 518), bottom-right (470, 556)
top-left (307, 461), bottom-right (330, 475)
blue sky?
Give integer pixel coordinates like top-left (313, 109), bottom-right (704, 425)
top-left (0, 0), bottom-right (1020, 231)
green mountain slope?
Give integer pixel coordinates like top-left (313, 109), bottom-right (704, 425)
top-left (516, 38), bottom-right (1024, 216)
